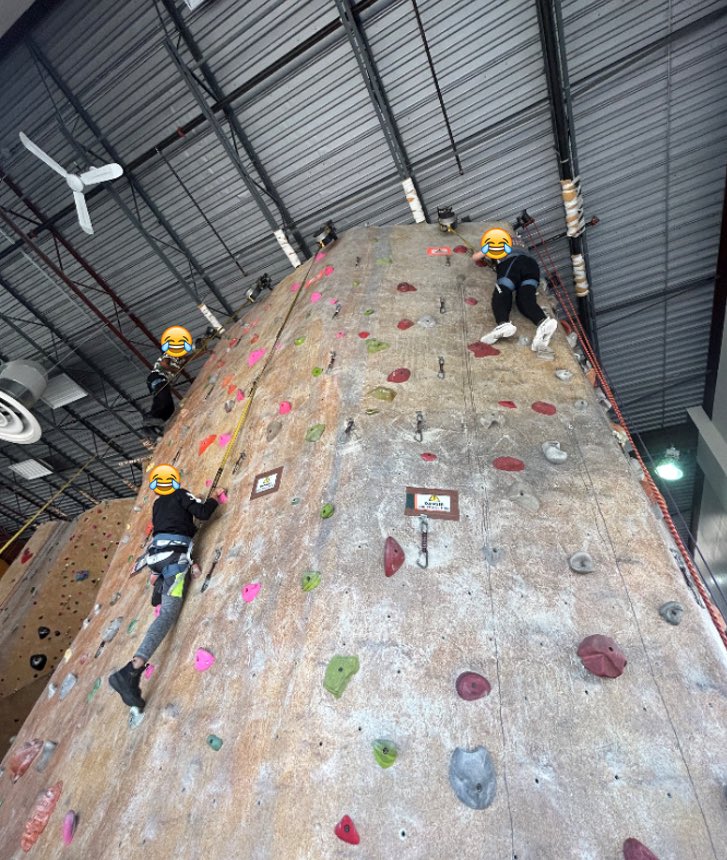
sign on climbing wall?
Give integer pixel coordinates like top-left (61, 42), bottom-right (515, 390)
top-left (404, 486), bottom-right (460, 520)
top-left (426, 247), bottom-right (451, 256)
top-left (250, 467), bottom-right (283, 500)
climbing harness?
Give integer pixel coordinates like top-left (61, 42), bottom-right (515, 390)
top-left (438, 356), bottom-right (445, 379)
top-left (414, 411), bottom-right (424, 443)
top-left (417, 515), bottom-right (429, 569)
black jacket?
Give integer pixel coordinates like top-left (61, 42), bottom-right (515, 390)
top-left (152, 488), bottom-right (219, 538)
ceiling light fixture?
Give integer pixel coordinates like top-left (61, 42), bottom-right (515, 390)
top-left (655, 446), bottom-right (684, 481)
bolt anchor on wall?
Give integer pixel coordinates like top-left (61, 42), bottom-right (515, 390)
top-left (438, 356), bottom-right (445, 379)
top-left (326, 351), bottom-right (336, 374)
top-left (439, 297), bottom-right (446, 314)
top-left (417, 515), bottom-right (429, 568)
top-left (414, 411), bottom-right (424, 442)
top-left (232, 452), bottom-right (247, 474)
top-left (333, 303), bottom-right (342, 318)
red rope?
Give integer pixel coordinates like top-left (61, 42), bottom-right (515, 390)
top-left (524, 220), bottom-right (727, 649)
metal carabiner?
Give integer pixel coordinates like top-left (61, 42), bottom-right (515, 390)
top-left (414, 411), bottom-right (424, 442)
top-left (438, 356), bottom-right (445, 379)
top-left (417, 515), bottom-right (429, 569)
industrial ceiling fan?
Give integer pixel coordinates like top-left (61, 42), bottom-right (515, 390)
top-left (19, 131), bottom-right (124, 235)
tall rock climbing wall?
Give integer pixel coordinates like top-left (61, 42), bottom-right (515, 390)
top-left (0, 500), bottom-right (133, 749)
top-left (1, 225), bottom-right (726, 859)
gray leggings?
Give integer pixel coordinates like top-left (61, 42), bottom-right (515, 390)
top-left (134, 573), bottom-right (188, 662)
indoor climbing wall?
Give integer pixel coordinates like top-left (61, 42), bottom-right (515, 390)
top-left (1, 225), bottom-right (726, 860)
top-left (0, 500), bottom-right (132, 749)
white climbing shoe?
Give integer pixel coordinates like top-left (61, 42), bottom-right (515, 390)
top-left (480, 322), bottom-right (517, 345)
top-left (531, 317), bottom-right (557, 352)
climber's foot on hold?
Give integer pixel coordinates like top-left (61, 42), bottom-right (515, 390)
top-left (109, 661), bottom-right (146, 710)
top-left (480, 322), bottom-right (516, 345)
top-left (532, 318), bottom-right (557, 352)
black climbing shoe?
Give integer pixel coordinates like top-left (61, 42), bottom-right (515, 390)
top-left (109, 662), bottom-right (145, 710)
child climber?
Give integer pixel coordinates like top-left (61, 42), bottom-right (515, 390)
top-left (109, 464), bottom-right (226, 711)
top-left (473, 232), bottom-right (557, 352)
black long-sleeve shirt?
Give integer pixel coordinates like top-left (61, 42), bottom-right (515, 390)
top-left (152, 488), bottom-right (218, 537)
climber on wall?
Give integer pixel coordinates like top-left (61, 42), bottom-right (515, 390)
top-left (108, 464), bottom-right (226, 711)
top-left (473, 227), bottom-right (557, 352)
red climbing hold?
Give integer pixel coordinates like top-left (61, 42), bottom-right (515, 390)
top-left (421, 453), bottom-right (437, 461)
top-left (358, 331), bottom-right (370, 339)
top-left (453, 245), bottom-right (468, 254)
top-left (9, 738), bottom-right (43, 783)
top-left (335, 815), bottom-right (360, 845)
top-left (20, 781), bottom-right (63, 852)
top-left (577, 635), bottom-right (627, 679)
top-left (145, 521), bottom-right (154, 537)
top-left (467, 342), bottom-right (500, 357)
top-left (464, 297), bottom-right (478, 306)
top-left (387, 368), bottom-right (411, 383)
top-left (474, 258), bottom-right (488, 267)
top-left (532, 401), bottom-right (557, 415)
top-left (397, 282), bottom-right (417, 292)
top-left (456, 672), bottom-right (492, 701)
top-left (492, 457), bottom-right (525, 472)
top-left (623, 838), bottom-right (660, 860)
top-left (498, 401), bottom-right (517, 409)
top-left (21, 548), bottom-right (33, 564)
top-left (198, 435), bottom-right (217, 455)
top-left (397, 319), bottom-right (414, 330)
top-left (384, 537), bottom-right (405, 578)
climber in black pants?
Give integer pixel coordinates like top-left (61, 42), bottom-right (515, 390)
top-left (473, 245), bottom-right (557, 352)
top-left (141, 355), bottom-right (184, 441)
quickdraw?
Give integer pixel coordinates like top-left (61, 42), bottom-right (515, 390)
top-left (417, 515), bottom-right (429, 569)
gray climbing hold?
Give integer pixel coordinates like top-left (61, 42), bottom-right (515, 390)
top-left (109, 591), bottom-right (122, 606)
top-left (566, 332), bottom-right (578, 348)
top-left (518, 336), bottom-right (531, 347)
top-left (482, 545), bottom-right (500, 565)
top-left (508, 481), bottom-right (540, 512)
top-left (102, 617), bottom-right (123, 643)
top-left (542, 441), bottom-right (568, 464)
top-left (417, 315), bottom-right (436, 329)
top-left (569, 551), bottom-right (594, 574)
top-left (47, 683), bottom-right (57, 699)
top-left (535, 348), bottom-right (555, 360)
top-left (266, 420), bottom-right (282, 442)
top-left (449, 746), bottom-right (497, 810)
top-left (555, 369), bottom-right (573, 381)
top-left (129, 707), bottom-right (145, 728)
top-left (59, 673), bottom-right (78, 701)
top-left (574, 399), bottom-right (588, 411)
top-left (659, 601), bottom-right (684, 626)
top-left (35, 741), bottom-right (57, 773)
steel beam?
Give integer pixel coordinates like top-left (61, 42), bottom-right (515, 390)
top-left (2, 447), bottom-right (90, 513)
top-left (0, 475), bottom-right (69, 520)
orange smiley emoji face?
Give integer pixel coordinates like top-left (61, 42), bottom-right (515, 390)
top-left (149, 464), bottom-right (181, 496)
top-left (160, 326), bottom-right (193, 358)
top-left (480, 228), bottom-right (513, 260)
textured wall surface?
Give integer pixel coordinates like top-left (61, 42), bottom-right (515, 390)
top-left (0, 226), bottom-right (725, 859)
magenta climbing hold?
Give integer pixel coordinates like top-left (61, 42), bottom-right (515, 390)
top-left (397, 282), bottom-right (416, 292)
top-left (242, 582), bottom-right (261, 603)
top-left (498, 400), bottom-right (517, 409)
top-left (62, 810), bottom-right (78, 845)
top-left (290, 282), bottom-right (301, 292)
top-left (335, 330), bottom-right (346, 338)
top-left (334, 815), bottom-right (360, 845)
top-left (384, 537), bottom-right (405, 577)
top-left (218, 491), bottom-right (229, 504)
top-left (532, 401), bottom-right (557, 415)
top-left (623, 838), bottom-right (660, 860)
top-left (144, 664), bottom-right (155, 679)
top-left (218, 434), bottom-right (232, 447)
top-left (248, 348), bottom-right (266, 368)
top-left (467, 342), bottom-right (500, 357)
top-left (453, 245), bottom-right (468, 254)
top-left (577, 635), bottom-right (627, 678)
top-left (279, 401), bottom-right (292, 415)
top-left (397, 319), bottom-right (414, 330)
top-left (464, 297), bottom-right (478, 306)
top-left (194, 648), bottom-right (215, 672)
top-left (492, 456), bottom-right (525, 472)
top-left (456, 672), bottom-right (492, 701)
top-left (358, 331), bottom-right (369, 339)
top-left (311, 292), bottom-right (322, 303)
top-left (315, 251), bottom-right (326, 261)
top-left (324, 265), bottom-right (335, 276)
top-left (236, 389), bottom-right (245, 401)
top-left (387, 368), bottom-right (411, 383)
top-left (421, 453), bottom-right (437, 462)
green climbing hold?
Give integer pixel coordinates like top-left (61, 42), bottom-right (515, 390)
top-left (301, 571), bottom-right (321, 592)
top-left (323, 655), bottom-right (360, 699)
top-left (365, 408), bottom-right (380, 415)
top-left (320, 503), bottom-right (335, 519)
top-left (352, 280), bottom-right (361, 287)
top-left (207, 734), bottom-right (223, 751)
top-left (305, 423), bottom-right (326, 442)
top-left (372, 739), bottom-right (398, 768)
top-left (87, 678), bottom-right (102, 702)
top-left (364, 308), bottom-right (375, 316)
top-left (127, 619), bottom-right (138, 635)
top-left (294, 336), bottom-right (306, 346)
top-left (367, 338), bottom-right (389, 354)
top-left (312, 367), bottom-right (323, 377)
top-left (376, 257), bottom-right (393, 265)
top-left (369, 386), bottom-right (396, 402)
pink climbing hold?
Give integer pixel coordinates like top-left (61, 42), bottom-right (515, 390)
top-left (236, 389), bottom-right (245, 401)
top-left (194, 648), bottom-right (215, 672)
top-left (456, 671), bottom-right (492, 701)
top-left (397, 282), bottom-right (416, 292)
top-left (315, 271), bottom-right (324, 281)
top-left (144, 664), bottom-right (155, 679)
top-left (248, 348), bottom-right (266, 368)
top-left (311, 292), bottom-right (322, 303)
top-left (468, 342), bottom-right (500, 357)
top-left (218, 434), bottom-right (232, 447)
top-left (315, 251), bottom-right (326, 261)
top-left (218, 491), bottom-right (229, 504)
top-left (279, 401), bottom-right (292, 415)
top-left (464, 297), bottom-right (478, 306)
top-left (387, 368), bottom-right (411, 383)
top-left (205, 479), bottom-right (213, 487)
top-left (335, 331), bottom-right (346, 338)
top-left (421, 453), bottom-right (437, 462)
top-left (623, 838), bottom-right (660, 860)
top-left (577, 635), bottom-right (627, 678)
top-left (306, 279), bottom-right (314, 288)
top-left (62, 810), bottom-right (78, 845)
top-left (358, 331), bottom-right (369, 339)
top-left (242, 582), bottom-right (261, 603)
top-left (492, 456), bottom-right (525, 472)
top-left (290, 282), bottom-right (301, 292)
top-left (324, 265), bottom-right (335, 276)
top-left (498, 400), bottom-right (517, 409)
top-left (397, 319), bottom-right (414, 330)
top-left (228, 337), bottom-right (239, 347)
top-left (532, 401), bottom-right (557, 415)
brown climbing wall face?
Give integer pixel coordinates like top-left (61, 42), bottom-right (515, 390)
top-left (0, 226), bottom-right (726, 859)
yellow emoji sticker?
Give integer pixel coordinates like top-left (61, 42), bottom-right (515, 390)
top-left (480, 228), bottom-right (513, 260)
top-left (160, 326), bottom-right (193, 358)
top-left (149, 464), bottom-right (181, 496)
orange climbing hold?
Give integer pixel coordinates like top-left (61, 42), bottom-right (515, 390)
top-left (20, 781), bottom-right (63, 852)
top-left (199, 435), bottom-right (217, 455)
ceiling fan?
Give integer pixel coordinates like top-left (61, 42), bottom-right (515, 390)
top-left (19, 131), bottom-right (124, 235)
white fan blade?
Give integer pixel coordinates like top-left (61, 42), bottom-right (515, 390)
top-left (19, 131), bottom-right (69, 180)
top-left (73, 191), bottom-right (94, 235)
top-left (78, 163), bottom-right (123, 185)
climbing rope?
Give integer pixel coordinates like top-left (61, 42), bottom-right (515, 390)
top-left (521, 217), bottom-right (727, 649)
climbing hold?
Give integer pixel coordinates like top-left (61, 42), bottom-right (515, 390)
top-left (519, 336), bottom-right (531, 347)
top-left (250, 334), bottom-right (260, 345)
top-left (34, 740), bottom-right (57, 774)
top-left (532, 401), bottom-right (557, 415)
top-left (74, 570), bottom-right (89, 581)
top-left (9, 738), bottom-right (43, 783)
top-left (464, 297), bottom-right (478, 305)
top-left (279, 401), bottom-right (292, 415)
top-left (334, 815), bottom-right (360, 845)
top-left (294, 336), bottom-right (306, 346)
top-left (508, 481), bottom-right (540, 512)
top-left (623, 837), bottom-right (660, 860)
top-left (363, 308), bottom-right (375, 316)
top-left (38, 626), bottom-right (50, 639)
top-left (577, 635), bottom-right (627, 678)
top-left (453, 245), bottom-right (468, 254)
top-left (21, 548), bottom-right (33, 563)
top-left (365, 408), bottom-right (379, 415)
top-left (659, 601), bottom-right (684, 625)
top-left (335, 330), bottom-right (346, 338)
top-left (199, 435), bottom-right (217, 455)
top-left (144, 664), bottom-right (155, 679)
top-left (312, 367), bottom-right (323, 377)
top-left (421, 452), bottom-right (437, 461)
top-left (218, 491), bottom-right (229, 504)
top-left (218, 433), bottom-right (232, 447)
top-left (242, 582), bottom-right (261, 603)
top-left (127, 619), bottom-right (138, 634)
top-left (320, 503), bottom-right (335, 519)
top-left (387, 368), bottom-right (411, 383)
top-left (266, 420), bottom-right (283, 442)
top-left (397, 319), bottom-right (414, 330)
top-left (248, 348), bottom-right (266, 367)
top-left (417, 315), bottom-right (436, 328)
top-left (87, 678), bottom-right (102, 702)
top-left (102, 617), bottom-right (123, 643)
top-left (129, 706), bottom-right (145, 728)
top-left (311, 292), bottom-right (322, 303)
top-left (207, 735), bottom-right (223, 751)
top-left (358, 331), bottom-right (369, 339)
top-left (305, 423), bottom-right (326, 442)
top-left (59, 674), bottom-right (77, 700)
top-left (492, 456), bottom-right (525, 472)
top-left (30, 654), bottom-right (47, 671)
top-left (397, 282), bottom-right (416, 292)
top-left (20, 781), bottom-right (63, 852)
top-left (236, 388), bottom-right (245, 401)
top-left (455, 672), bottom-right (492, 701)
top-left (372, 739), bottom-right (398, 768)
top-left (47, 683), bottom-right (57, 699)
top-left (367, 338), bottom-right (389, 353)
top-left (555, 369), bottom-right (573, 381)
top-left (301, 571), bottom-right (321, 592)
top-left (315, 251), bottom-right (326, 261)
top-left (369, 386), bottom-right (396, 401)
top-left (62, 810), bottom-right (78, 845)
top-left (574, 399), bottom-right (588, 411)
top-left (223, 399), bottom-right (235, 413)
top-left (468, 342), bottom-right (500, 357)
top-left (449, 747), bottom-right (496, 810)
top-left (498, 400), bottom-right (517, 409)
top-left (569, 551), bottom-right (594, 573)
top-left (482, 545), bottom-right (500, 565)
top-left (384, 537), bottom-right (405, 577)
top-left (542, 441), bottom-right (568, 464)
top-left (194, 648), bottom-right (216, 672)
top-left (323, 655), bottom-right (360, 698)
top-left (324, 265), bottom-right (335, 276)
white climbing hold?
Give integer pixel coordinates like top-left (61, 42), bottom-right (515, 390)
top-left (569, 551), bottom-right (594, 574)
top-left (508, 481), bottom-right (540, 512)
top-left (417, 315), bottom-right (436, 328)
top-left (566, 332), bottom-right (578, 348)
top-left (555, 369), bottom-right (573, 381)
top-left (518, 336), bottom-right (531, 347)
top-left (129, 707), bottom-right (145, 728)
top-left (535, 348), bottom-right (555, 360)
top-left (47, 683), bottom-right (57, 699)
top-left (59, 673), bottom-right (78, 701)
top-left (542, 441), bottom-right (568, 463)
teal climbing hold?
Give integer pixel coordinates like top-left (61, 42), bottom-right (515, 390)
top-left (207, 735), bottom-right (223, 751)
top-left (87, 678), bottom-right (102, 702)
top-left (305, 423), bottom-right (326, 442)
top-left (312, 367), bottom-right (323, 377)
top-left (369, 386), bottom-right (396, 402)
top-left (294, 336), bottom-right (306, 346)
top-left (372, 739), bottom-right (398, 768)
top-left (301, 571), bottom-right (321, 592)
top-left (127, 619), bottom-right (138, 635)
top-left (363, 308), bottom-right (375, 316)
top-left (323, 655), bottom-right (360, 699)
top-left (367, 338), bottom-right (389, 354)
top-left (320, 503), bottom-right (335, 519)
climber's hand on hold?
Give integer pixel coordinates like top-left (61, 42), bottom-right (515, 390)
top-left (213, 488), bottom-right (227, 503)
